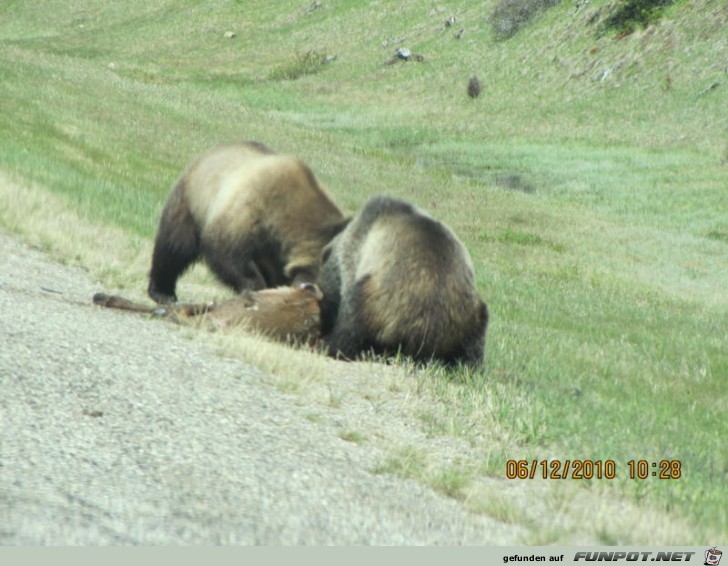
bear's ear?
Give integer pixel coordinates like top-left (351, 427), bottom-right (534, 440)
top-left (325, 217), bottom-right (351, 240)
top-left (321, 242), bottom-right (334, 264)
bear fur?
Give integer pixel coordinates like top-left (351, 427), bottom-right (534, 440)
top-left (94, 282), bottom-right (323, 345)
top-left (148, 141), bottom-right (347, 304)
top-left (317, 195), bottom-right (488, 367)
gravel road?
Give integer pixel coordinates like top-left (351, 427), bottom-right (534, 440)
top-left (0, 231), bottom-right (519, 545)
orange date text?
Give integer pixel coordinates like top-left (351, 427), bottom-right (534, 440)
top-left (505, 459), bottom-right (616, 479)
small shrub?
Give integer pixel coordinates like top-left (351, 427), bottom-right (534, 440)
top-left (489, 0), bottom-right (562, 41)
top-left (429, 465), bottom-right (475, 500)
top-left (372, 446), bottom-right (427, 478)
top-left (600, 0), bottom-right (674, 35)
top-left (268, 50), bottom-right (331, 81)
top-left (706, 230), bottom-right (728, 243)
top-left (339, 430), bottom-right (367, 444)
top-left (499, 229), bottom-right (544, 246)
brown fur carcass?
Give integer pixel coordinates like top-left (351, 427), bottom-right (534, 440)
top-left (148, 141), bottom-right (347, 304)
top-left (317, 196), bottom-right (488, 367)
top-left (94, 283), bottom-right (323, 345)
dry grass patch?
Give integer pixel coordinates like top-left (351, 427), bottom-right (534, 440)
top-left (465, 478), bottom-right (709, 545)
top-left (0, 170), bottom-right (223, 302)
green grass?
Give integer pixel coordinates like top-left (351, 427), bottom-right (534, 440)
top-left (1, 0), bottom-right (726, 542)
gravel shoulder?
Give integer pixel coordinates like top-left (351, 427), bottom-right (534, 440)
top-left (0, 231), bottom-right (520, 545)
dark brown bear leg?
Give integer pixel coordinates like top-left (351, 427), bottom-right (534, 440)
top-left (148, 226), bottom-right (201, 304)
top-left (148, 183), bottom-right (201, 304)
top-left (148, 242), bottom-right (199, 304)
top-left (324, 278), bottom-right (370, 361)
top-left (316, 243), bottom-right (342, 335)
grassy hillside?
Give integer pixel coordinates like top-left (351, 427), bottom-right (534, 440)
top-left (1, 0), bottom-right (726, 542)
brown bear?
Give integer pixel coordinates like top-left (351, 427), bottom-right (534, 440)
top-left (317, 195), bottom-right (488, 367)
top-left (148, 141), bottom-right (347, 304)
top-left (93, 282), bottom-right (323, 345)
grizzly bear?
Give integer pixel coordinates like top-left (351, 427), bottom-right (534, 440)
top-left (93, 282), bottom-right (323, 345)
top-left (317, 196), bottom-right (488, 367)
top-left (148, 141), bottom-right (347, 304)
